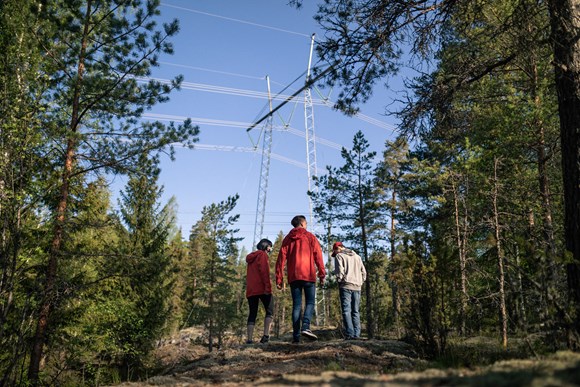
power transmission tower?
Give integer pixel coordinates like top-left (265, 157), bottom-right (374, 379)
top-left (253, 76), bottom-right (274, 248)
top-left (303, 34), bottom-right (326, 326)
top-left (304, 34), bottom-right (318, 229)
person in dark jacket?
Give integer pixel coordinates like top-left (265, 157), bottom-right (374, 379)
top-left (275, 215), bottom-right (326, 343)
top-left (332, 241), bottom-right (366, 339)
top-left (246, 238), bottom-right (274, 344)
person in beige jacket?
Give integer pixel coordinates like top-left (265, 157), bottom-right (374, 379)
top-left (332, 242), bottom-right (367, 339)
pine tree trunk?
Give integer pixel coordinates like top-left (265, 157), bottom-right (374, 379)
top-left (358, 186), bottom-right (374, 338)
top-left (527, 48), bottom-right (558, 328)
top-left (547, 0), bottom-right (580, 344)
top-left (361, 223), bottom-right (374, 338)
top-left (452, 179), bottom-right (469, 335)
top-left (515, 246), bottom-right (528, 332)
top-left (493, 158), bottom-right (508, 350)
top-left (209, 251), bottom-right (216, 352)
top-left (28, 2), bottom-right (92, 383)
top-left (390, 190), bottom-right (400, 337)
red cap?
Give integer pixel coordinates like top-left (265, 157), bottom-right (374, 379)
top-left (331, 242), bottom-right (343, 257)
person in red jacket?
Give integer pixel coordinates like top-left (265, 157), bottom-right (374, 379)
top-left (245, 238), bottom-right (274, 344)
top-left (275, 215), bottom-right (326, 343)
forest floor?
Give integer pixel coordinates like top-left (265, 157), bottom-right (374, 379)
top-left (111, 327), bottom-right (580, 386)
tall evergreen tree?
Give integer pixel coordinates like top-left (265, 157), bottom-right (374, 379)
top-left (23, 1), bottom-right (199, 383)
top-left (167, 227), bottom-right (190, 332)
top-left (115, 156), bottom-right (174, 378)
top-left (374, 136), bottom-right (411, 335)
top-left (186, 195), bottom-right (241, 352)
top-left (51, 177), bottom-right (121, 385)
top-left (310, 130), bottom-right (381, 338)
top-left (0, 1), bottom-right (51, 382)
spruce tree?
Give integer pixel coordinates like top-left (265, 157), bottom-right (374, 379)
top-left (186, 195), bottom-right (241, 352)
top-left (115, 156), bottom-right (174, 378)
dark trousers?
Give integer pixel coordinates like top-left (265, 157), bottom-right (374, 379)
top-left (247, 294), bottom-right (274, 324)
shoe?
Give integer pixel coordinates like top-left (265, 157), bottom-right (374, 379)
top-left (259, 335), bottom-right (269, 343)
top-left (292, 339), bottom-right (300, 344)
top-left (245, 340), bottom-right (253, 344)
top-left (301, 329), bottom-right (318, 341)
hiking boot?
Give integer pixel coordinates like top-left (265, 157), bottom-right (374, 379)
top-left (300, 329), bottom-right (318, 341)
top-left (245, 340), bottom-right (253, 344)
top-left (259, 335), bottom-right (269, 343)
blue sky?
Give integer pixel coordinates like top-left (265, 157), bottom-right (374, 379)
top-left (132, 1), bottom-right (401, 253)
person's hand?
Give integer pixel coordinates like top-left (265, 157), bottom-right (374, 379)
top-left (319, 277), bottom-right (325, 287)
top-left (277, 283), bottom-right (283, 290)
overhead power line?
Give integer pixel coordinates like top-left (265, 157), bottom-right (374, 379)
top-left (158, 62), bottom-right (267, 81)
top-left (171, 142), bottom-right (307, 169)
top-left (246, 64), bottom-right (335, 132)
top-left (141, 113), bottom-right (345, 150)
top-left (160, 3), bottom-right (311, 38)
top-left (135, 76), bottom-right (396, 131)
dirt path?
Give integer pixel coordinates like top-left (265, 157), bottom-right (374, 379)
top-left (110, 329), bottom-right (580, 386)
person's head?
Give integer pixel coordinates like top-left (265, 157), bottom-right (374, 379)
top-left (291, 215), bottom-right (307, 228)
top-left (331, 241), bottom-right (344, 257)
top-left (257, 238), bottom-right (273, 253)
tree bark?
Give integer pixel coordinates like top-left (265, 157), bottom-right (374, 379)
top-left (526, 53), bottom-right (558, 328)
top-left (359, 185), bottom-right (374, 338)
top-left (547, 0), bottom-right (580, 342)
top-left (451, 178), bottom-right (469, 335)
top-left (492, 158), bottom-right (508, 350)
top-left (28, 1), bottom-right (92, 383)
top-left (389, 190), bottom-right (401, 336)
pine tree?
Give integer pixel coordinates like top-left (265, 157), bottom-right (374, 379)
top-left (24, 1), bottom-right (200, 382)
top-left (374, 136), bottom-right (411, 336)
top-left (310, 130), bottom-right (381, 338)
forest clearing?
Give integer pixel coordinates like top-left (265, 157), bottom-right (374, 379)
top-left (3, 0), bottom-right (580, 386)
top-left (111, 327), bottom-right (580, 386)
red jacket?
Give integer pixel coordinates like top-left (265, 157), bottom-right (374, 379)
top-left (246, 250), bottom-right (272, 298)
top-left (275, 227), bottom-right (326, 286)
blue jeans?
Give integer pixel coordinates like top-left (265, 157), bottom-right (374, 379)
top-left (339, 288), bottom-right (361, 338)
top-left (290, 280), bottom-right (316, 340)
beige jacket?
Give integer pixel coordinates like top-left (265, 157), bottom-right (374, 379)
top-left (333, 248), bottom-right (366, 291)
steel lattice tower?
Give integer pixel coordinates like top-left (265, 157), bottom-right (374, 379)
top-left (252, 76), bottom-right (273, 248)
top-left (304, 34), bottom-right (326, 326)
top-left (304, 34), bottom-right (318, 228)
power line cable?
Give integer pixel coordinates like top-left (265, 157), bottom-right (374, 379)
top-left (160, 3), bottom-right (311, 38)
top-left (247, 64), bottom-right (335, 132)
top-left (135, 76), bottom-right (397, 130)
top-left (158, 61), bottom-right (267, 81)
top-left (141, 113), bottom-right (345, 150)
